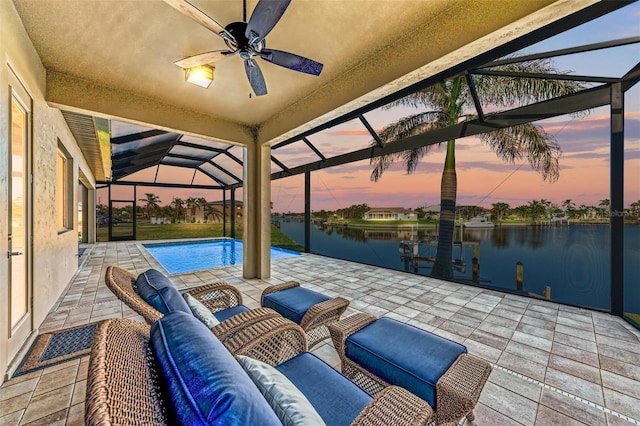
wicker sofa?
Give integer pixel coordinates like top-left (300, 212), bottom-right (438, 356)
top-left (85, 311), bottom-right (434, 426)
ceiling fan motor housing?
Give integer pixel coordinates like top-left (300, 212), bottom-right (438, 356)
top-left (224, 21), bottom-right (265, 58)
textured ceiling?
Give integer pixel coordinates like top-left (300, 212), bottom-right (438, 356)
top-left (12, 0), bottom-right (595, 149)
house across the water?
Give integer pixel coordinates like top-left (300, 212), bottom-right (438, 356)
top-left (363, 208), bottom-right (417, 221)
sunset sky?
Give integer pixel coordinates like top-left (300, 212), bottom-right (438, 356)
top-left (99, 3), bottom-right (640, 214)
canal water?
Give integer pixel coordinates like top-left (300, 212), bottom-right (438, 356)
top-left (277, 221), bottom-right (639, 313)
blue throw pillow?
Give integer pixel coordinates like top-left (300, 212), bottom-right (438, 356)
top-left (150, 311), bottom-right (281, 426)
top-left (135, 269), bottom-right (191, 315)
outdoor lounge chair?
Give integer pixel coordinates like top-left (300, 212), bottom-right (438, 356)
top-left (104, 265), bottom-right (280, 342)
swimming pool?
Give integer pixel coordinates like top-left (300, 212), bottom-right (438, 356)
top-left (143, 239), bottom-right (300, 274)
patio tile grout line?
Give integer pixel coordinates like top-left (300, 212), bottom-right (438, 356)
top-left (54, 300), bottom-right (121, 312)
top-left (491, 363), bottom-right (640, 425)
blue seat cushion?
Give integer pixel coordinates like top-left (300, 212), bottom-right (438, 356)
top-left (345, 317), bottom-right (466, 407)
top-left (151, 311), bottom-right (281, 426)
top-left (135, 269), bottom-right (191, 315)
top-left (276, 352), bottom-right (371, 426)
top-left (212, 304), bottom-right (250, 323)
top-left (262, 287), bottom-right (331, 324)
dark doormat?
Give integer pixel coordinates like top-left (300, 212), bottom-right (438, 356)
top-left (13, 321), bottom-right (103, 377)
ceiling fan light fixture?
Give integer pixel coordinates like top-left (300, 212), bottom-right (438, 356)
top-left (185, 65), bottom-right (214, 88)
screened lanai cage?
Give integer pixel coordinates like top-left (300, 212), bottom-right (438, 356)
top-left (85, 2), bottom-right (639, 329)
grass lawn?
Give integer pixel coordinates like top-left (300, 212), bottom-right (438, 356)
top-left (626, 312), bottom-right (640, 325)
top-left (97, 221), bottom-right (304, 252)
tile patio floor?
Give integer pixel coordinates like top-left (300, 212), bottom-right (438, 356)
top-left (1, 240), bottom-right (640, 425)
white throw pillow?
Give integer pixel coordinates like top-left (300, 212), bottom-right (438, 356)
top-left (183, 293), bottom-right (220, 328)
top-left (236, 355), bottom-right (326, 426)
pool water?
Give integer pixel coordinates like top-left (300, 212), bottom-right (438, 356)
top-left (143, 239), bottom-right (300, 274)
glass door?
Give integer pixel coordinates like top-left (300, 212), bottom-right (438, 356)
top-left (7, 73), bottom-right (32, 361)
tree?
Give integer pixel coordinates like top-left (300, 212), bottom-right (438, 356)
top-left (527, 200), bottom-right (546, 223)
top-left (513, 205), bottom-right (529, 221)
top-left (171, 197), bottom-right (185, 222)
top-left (370, 59), bottom-right (583, 280)
top-left (139, 193), bottom-right (161, 219)
top-left (630, 200), bottom-right (640, 219)
top-left (562, 199), bottom-right (576, 218)
top-left (185, 197), bottom-right (197, 221)
top-left (599, 198), bottom-right (610, 218)
top-left (414, 207), bottom-right (427, 219)
top-left (491, 202), bottom-right (511, 221)
top-left (336, 203), bottom-right (370, 219)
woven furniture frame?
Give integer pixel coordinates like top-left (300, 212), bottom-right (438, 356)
top-left (85, 319), bottom-right (166, 425)
top-left (328, 313), bottom-right (492, 426)
top-left (86, 317), bottom-right (434, 426)
top-left (261, 281), bottom-right (350, 348)
top-left (104, 265), bottom-right (279, 338)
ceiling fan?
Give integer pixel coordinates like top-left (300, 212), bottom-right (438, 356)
top-left (164, 0), bottom-right (324, 96)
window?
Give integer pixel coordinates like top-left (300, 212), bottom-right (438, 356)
top-left (56, 143), bottom-right (73, 231)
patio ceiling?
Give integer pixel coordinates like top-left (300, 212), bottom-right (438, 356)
top-left (12, 0), bottom-right (630, 188)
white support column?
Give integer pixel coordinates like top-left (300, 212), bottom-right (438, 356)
top-left (243, 142), bottom-right (271, 278)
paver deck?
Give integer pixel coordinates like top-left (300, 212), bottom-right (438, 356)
top-left (2, 241), bottom-right (639, 425)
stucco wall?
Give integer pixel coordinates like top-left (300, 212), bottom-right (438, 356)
top-left (0, 0), bottom-right (97, 383)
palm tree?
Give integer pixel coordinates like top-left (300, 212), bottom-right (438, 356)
top-left (562, 199), bottom-right (576, 218)
top-left (185, 197), bottom-right (197, 222)
top-left (370, 59), bottom-right (583, 280)
top-left (171, 197), bottom-right (185, 222)
top-left (527, 200), bottom-right (546, 223)
top-left (139, 193), bottom-right (161, 219)
top-left (599, 198), bottom-right (610, 218)
top-left (491, 202), bottom-right (511, 222)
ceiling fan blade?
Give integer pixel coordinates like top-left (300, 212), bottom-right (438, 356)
top-left (245, 0), bottom-right (291, 41)
top-left (260, 49), bottom-right (323, 76)
top-left (174, 50), bottom-right (235, 68)
top-left (244, 59), bottom-right (267, 96)
top-left (163, 0), bottom-right (236, 43)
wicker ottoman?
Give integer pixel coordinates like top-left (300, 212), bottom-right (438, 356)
top-left (261, 281), bottom-right (349, 348)
top-left (328, 313), bottom-right (491, 426)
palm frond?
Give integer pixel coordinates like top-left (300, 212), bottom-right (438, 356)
top-left (476, 58), bottom-right (586, 107)
top-left (370, 151), bottom-right (402, 182)
top-left (375, 111), bottom-right (445, 145)
top-left (369, 112), bottom-right (445, 181)
top-left (481, 123), bottom-right (560, 182)
top-left (403, 146), bottom-right (431, 174)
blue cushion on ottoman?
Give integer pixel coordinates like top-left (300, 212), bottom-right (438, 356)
top-left (151, 311), bottom-right (281, 426)
top-left (213, 304), bottom-right (250, 323)
top-left (345, 317), bottom-right (466, 407)
top-left (262, 287), bottom-right (331, 324)
top-left (276, 352), bottom-right (371, 426)
top-left (135, 269), bottom-right (191, 315)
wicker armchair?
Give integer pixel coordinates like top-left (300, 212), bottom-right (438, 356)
top-left (104, 265), bottom-right (280, 342)
top-left (86, 317), bottom-right (434, 426)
